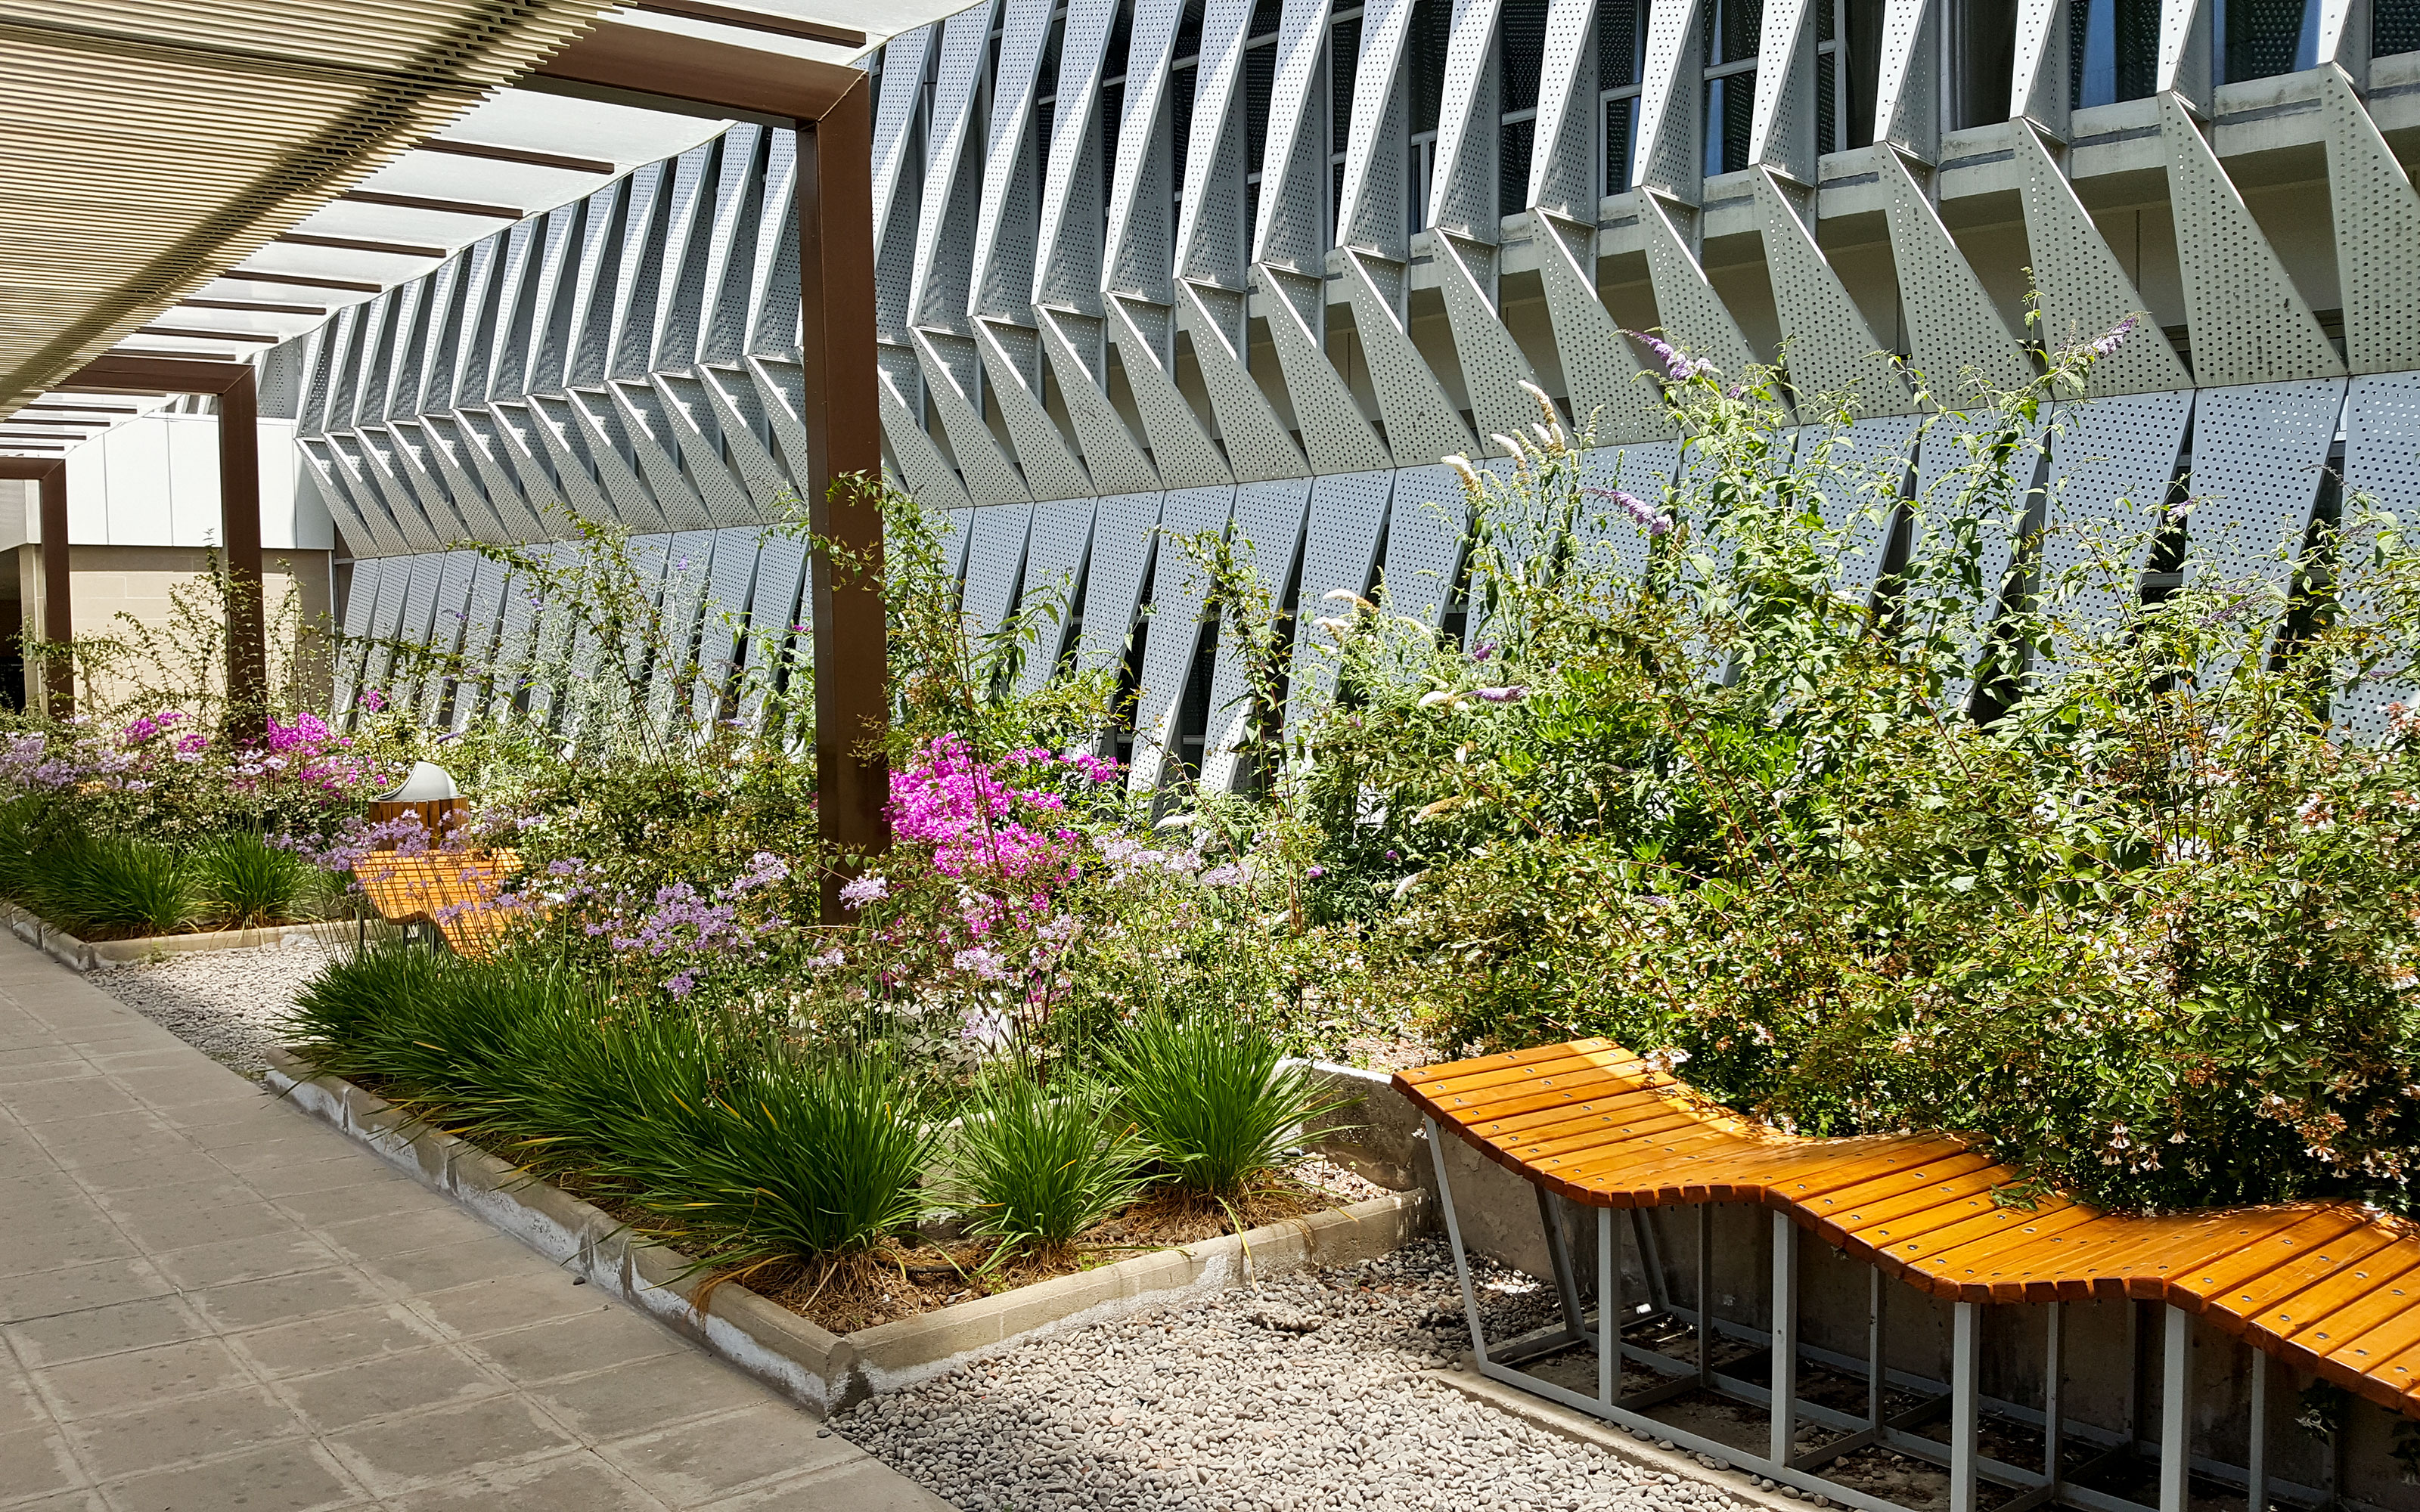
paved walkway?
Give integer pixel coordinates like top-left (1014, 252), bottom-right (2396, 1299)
top-left (0, 934), bottom-right (953, 1512)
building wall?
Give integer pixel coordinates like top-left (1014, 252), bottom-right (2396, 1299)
top-left (282, 0), bottom-right (2420, 777)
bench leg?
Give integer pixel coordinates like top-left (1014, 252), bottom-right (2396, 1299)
top-left (2043, 1300), bottom-right (2064, 1488)
top-left (1599, 1207), bottom-right (1618, 1408)
top-left (2160, 1306), bottom-right (2193, 1512)
top-left (1426, 1115), bottom-right (1491, 1368)
top-left (1538, 1186), bottom-right (1588, 1338)
top-left (1951, 1299), bottom-right (1980, 1512)
top-left (1697, 1204), bottom-right (1715, 1387)
top-left (1773, 1212), bottom-right (1798, 1466)
top-left (1869, 1263), bottom-right (1888, 1433)
top-left (2246, 1348), bottom-right (2266, 1512)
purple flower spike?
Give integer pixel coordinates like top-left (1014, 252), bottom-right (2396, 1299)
top-left (1471, 685), bottom-right (1527, 703)
top-left (1628, 330), bottom-right (1714, 382)
top-left (2088, 315), bottom-right (2140, 359)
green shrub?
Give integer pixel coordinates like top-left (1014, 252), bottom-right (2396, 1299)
top-left (191, 832), bottom-right (317, 929)
top-left (948, 1073), bottom-right (1151, 1262)
top-left (33, 837), bottom-right (197, 939)
top-left (0, 796), bottom-right (76, 902)
top-left (1102, 1012), bottom-right (1348, 1199)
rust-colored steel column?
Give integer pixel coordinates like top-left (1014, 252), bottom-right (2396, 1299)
top-left (795, 73), bottom-right (890, 922)
top-left (218, 367), bottom-right (268, 742)
top-left (38, 463), bottom-right (70, 718)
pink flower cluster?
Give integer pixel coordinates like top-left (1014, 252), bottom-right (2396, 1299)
top-left (886, 736), bottom-right (1116, 888)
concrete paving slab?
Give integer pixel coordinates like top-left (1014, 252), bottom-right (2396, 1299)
top-left (0, 933), bottom-right (954, 1512)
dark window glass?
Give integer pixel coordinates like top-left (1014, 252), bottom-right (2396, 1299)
top-left (1249, 0), bottom-right (1285, 38)
top-left (1039, 17), bottom-right (1064, 96)
top-left (1332, 14), bottom-right (1362, 150)
top-left (2220, 0), bottom-right (2316, 80)
top-left (2380, 0), bottom-right (2420, 54)
top-left (1500, 116), bottom-right (1535, 215)
top-left (1817, 49), bottom-right (1837, 155)
top-left (1106, 0), bottom-right (1133, 76)
top-left (1171, 57), bottom-right (1197, 194)
top-left (2077, 0), bottom-right (2162, 104)
top-left (1598, 0), bottom-right (1646, 86)
top-left (1606, 94), bottom-right (1637, 192)
top-left (1175, 0), bottom-right (1205, 62)
top-left (1703, 73), bottom-right (1753, 172)
top-left (1411, 0), bottom-right (1451, 135)
top-left (1101, 79), bottom-right (1125, 211)
top-left (1704, 0), bottom-right (1761, 66)
top-left (1502, 0), bottom-right (1550, 110)
top-left (1245, 39), bottom-right (1277, 173)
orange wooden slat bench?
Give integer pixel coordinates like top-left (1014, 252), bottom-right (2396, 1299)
top-left (351, 848), bottom-right (525, 958)
top-left (1395, 1039), bottom-right (2420, 1512)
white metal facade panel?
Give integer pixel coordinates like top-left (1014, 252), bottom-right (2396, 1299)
top-left (453, 553), bottom-right (510, 731)
top-left (2012, 125), bottom-right (2190, 398)
top-left (1574, 441), bottom-right (1682, 581)
top-left (422, 551), bottom-right (479, 725)
top-left (2336, 372), bottom-right (2420, 739)
top-left (2032, 390), bottom-right (2192, 676)
top-left (1876, 150), bottom-right (2031, 395)
top-left (1798, 415), bottom-right (1919, 603)
top-left (2163, 95), bottom-right (2345, 389)
top-left (1383, 463), bottom-right (1473, 626)
top-left (2320, 71), bottom-right (2420, 376)
top-left (1637, 193), bottom-right (1760, 377)
top-left (1288, 469), bottom-right (1394, 720)
top-left (1754, 172), bottom-right (1904, 415)
top-left (389, 555), bottom-right (444, 712)
top-left (334, 558), bottom-right (385, 714)
top-left (960, 503), bottom-right (1037, 645)
top-left (2186, 379), bottom-right (2347, 685)
top-left (1075, 492), bottom-right (1165, 674)
top-left (1201, 478), bottom-right (1313, 790)
top-left (738, 531), bottom-right (808, 731)
top-left (1128, 485), bottom-right (1235, 792)
top-left (1016, 498), bottom-right (1097, 693)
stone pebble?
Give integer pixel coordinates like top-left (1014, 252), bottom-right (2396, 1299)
top-left (90, 934), bottom-right (333, 1079)
top-left (835, 1238), bottom-right (1760, 1512)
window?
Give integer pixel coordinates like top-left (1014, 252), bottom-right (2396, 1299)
top-left (1953, 0), bottom-right (2016, 128)
top-left (1331, 8), bottom-right (1362, 239)
top-left (2215, 0), bottom-right (2318, 82)
top-left (1244, 0), bottom-right (1281, 249)
top-left (1101, 0), bottom-right (1131, 234)
top-left (1171, 0), bottom-right (1205, 221)
top-left (1702, 0), bottom-right (1758, 176)
top-left (1409, 0), bottom-right (1450, 231)
top-left (2073, 0), bottom-right (2161, 107)
top-left (2381, 0), bottom-right (2420, 55)
top-left (1500, 0), bottom-right (1549, 216)
top-left (1600, 0), bottom-right (1646, 194)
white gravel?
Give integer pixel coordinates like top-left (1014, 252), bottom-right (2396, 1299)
top-left (90, 936), bottom-right (331, 1079)
top-left (835, 1238), bottom-right (1753, 1512)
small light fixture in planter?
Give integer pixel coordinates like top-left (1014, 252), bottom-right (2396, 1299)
top-left (368, 761), bottom-right (464, 849)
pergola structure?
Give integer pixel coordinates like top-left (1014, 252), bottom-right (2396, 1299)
top-left (0, 2), bottom-right (929, 909)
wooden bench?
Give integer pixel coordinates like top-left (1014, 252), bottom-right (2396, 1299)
top-left (1395, 1039), bottom-right (2420, 1512)
top-left (351, 848), bottom-right (525, 958)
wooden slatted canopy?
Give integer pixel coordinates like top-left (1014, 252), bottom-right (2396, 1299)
top-left (1395, 1039), bottom-right (2420, 1420)
top-left (352, 849), bottom-right (525, 957)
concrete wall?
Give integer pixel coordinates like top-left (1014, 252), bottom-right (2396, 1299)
top-left (57, 414), bottom-right (328, 552)
top-left (1306, 1064), bottom-right (2420, 1512)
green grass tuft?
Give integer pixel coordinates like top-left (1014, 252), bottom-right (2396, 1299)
top-left (1100, 1012), bottom-right (1351, 1200)
top-left (948, 1072), bottom-right (1151, 1263)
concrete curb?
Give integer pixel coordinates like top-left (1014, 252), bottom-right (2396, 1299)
top-left (262, 1046), bottom-right (1432, 1416)
top-left (4, 906), bottom-right (395, 972)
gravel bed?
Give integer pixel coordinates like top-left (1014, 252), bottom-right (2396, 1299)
top-left (90, 936), bottom-right (331, 1079)
top-left (836, 1238), bottom-right (1752, 1512)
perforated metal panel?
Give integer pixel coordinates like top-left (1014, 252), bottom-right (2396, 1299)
top-left (876, 361), bottom-right (978, 512)
top-left (1526, 0), bottom-right (1595, 215)
top-left (453, 553), bottom-right (510, 731)
top-left (1339, 249), bottom-right (1481, 466)
top-left (912, 5), bottom-right (998, 333)
top-left (420, 552), bottom-right (479, 725)
top-left (1075, 492), bottom-right (1165, 673)
top-left (1200, 477), bottom-right (1311, 790)
top-left (1035, 0), bottom-right (1116, 305)
top-left (2008, 0), bottom-right (2068, 135)
top-left (361, 555), bottom-right (411, 702)
top-left (1035, 309), bottom-right (1164, 493)
top-left (1876, 150), bottom-right (2030, 395)
top-left (1909, 416), bottom-right (2044, 714)
top-left (916, 328), bottom-right (1038, 503)
top-left (1871, 0), bottom-right (1939, 161)
top-left (1251, 0), bottom-right (1333, 270)
top-left (737, 530), bottom-right (808, 731)
top-left (2335, 373), bottom-right (2420, 740)
top-left (2033, 389), bottom-right (2191, 676)
top-left (2186, 379), bottom-right (2347, 685)
top-left (1425, 0), bottom-right (1500, 240)
top-left (343, 432), bottom-right (445, 553)
top-left (1630, 0), bottom-right (1705, 200)
top-left (1252, 266), bottom-right (1395, 472)
top-left (935, 506), bottom-right (974, 584)
top-left (449, 409), bottom-right (556, 542)
top-left (517, 397), bottom-right (619, 526)
top-left (1337, 0), bottom-right (1417, 253)
top-left (1103, 296), bottom-right (1233, 486)
top-left (389, 556), bottom-right (445, 713)
top-left (1286, 469), bottom-right (1394, 724)
top-left (2155, 0), bottom-right (2210, 108)
top-left (398, 419), bottom-right (507, 545)
top-left (2162, 95), bottom-right (2344, 389)
top-left (690, 367), bottom-right (799, 520)
top-left (2319, 72), bottom-right (2420, 377)
top-left (1383, 463), bottom-right (1474, 625)
top-left (1637, 192), bottom-right (1760, 377)
top-left (960, 503), bottom-right (1037, 645)
top-left (1574, 439), bottom-right (1681, 580)
top-left (1129, 484), bottom-right (1236, 793)
top-left (607, 382), bottom-right (721, 531)
top-left (1432, 231), bottom-right (1547, 442)
top-left (1531, 211), bottom-right (1670, 444)
top-left (524, 545), bottom-right (578, 727)
top-left (973, 320), bottom-right (1100, 499)
top-left (1748, 0), bottom-right (1818, 184)
top-left (1177, 282), bottom-right (1310, 482)
top-left (1798, 414), bottom-right (1919, 604)
top-left (1016, 497), bottom-right (1097, 692)
top-left (1754, 171), bottom-right (1904, 415)
top-left (334, 557), bottom-right (384, 714)
top-left (2012, 125), bottom-right (2189, 397)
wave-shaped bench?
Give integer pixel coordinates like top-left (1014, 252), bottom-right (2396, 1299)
top-left (1395, 1039), bottom-right (2418, 1512)
top-left (352, 848), bottom-right (523, 958)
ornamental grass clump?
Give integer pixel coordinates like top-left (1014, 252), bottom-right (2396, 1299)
top-left (948, 1073), bottom-right (1152, 1264)
top-left (33, 836), bottom-right (198, 939)
top-left (1100, 1011), bottom-right (1349, 1201)
top-left (191, 831), bottom-right (323, 930)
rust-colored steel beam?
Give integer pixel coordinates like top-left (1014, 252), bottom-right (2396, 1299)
top-left (531, 21), bottom-right (889, 922)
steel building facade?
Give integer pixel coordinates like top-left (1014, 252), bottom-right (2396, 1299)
top-left (293, 0), bottom-right (2420, 785)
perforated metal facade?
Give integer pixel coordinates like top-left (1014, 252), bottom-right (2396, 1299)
top-left (286, 0), bottom-right (2420, 783)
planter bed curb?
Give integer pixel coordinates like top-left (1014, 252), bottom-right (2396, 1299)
top-left (4, 905), bottom-right (394, 973)
top-left (261, 1046), bottom-right (1432, 1416)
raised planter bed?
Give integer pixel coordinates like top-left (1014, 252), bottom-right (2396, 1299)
top-left (3, 904), bottom-right (393, 974)
top-left (263, 1046), bottom-right (1430, 1414)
